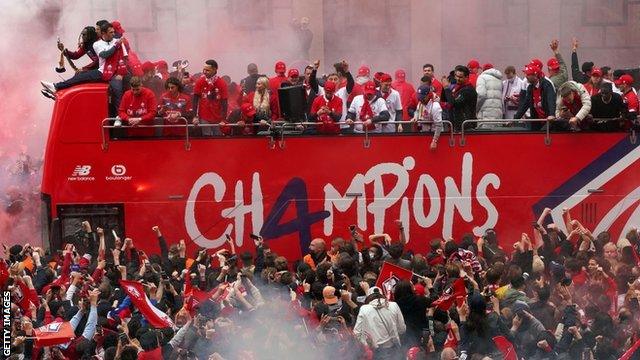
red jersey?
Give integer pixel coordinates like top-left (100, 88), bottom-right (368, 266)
top-left (269, 74), bottom-right (288, 93)
top-left (532, 85), bottom-right (546, 118)
top-left (118, 87), bottom-right (158, 137)
top-left (624, 89), bottom-right (639, 115)
top-left (392, 80), bottom-right (416, 120)
top-left (310, 94), bottom-right (343, 134)
top-left (193, 75), bottom-right (228, 122)
top-left (583, 82), bottom-right (600, 96)
top-left (243, 91), bottom-right (279, 121)
top-left (159, 91), bottom-right (192, 136)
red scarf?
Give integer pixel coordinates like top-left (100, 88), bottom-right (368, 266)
top-left (360, 97), bottom-right (376, 130)
top-left (452, 82), bottom-right (472, 96)
top-left (562, 91), bottom-right (582, 116)
top-left (101, 38), bottom-right (143, 81)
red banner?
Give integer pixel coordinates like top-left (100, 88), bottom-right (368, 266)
top-left (375, 262), bottom-right (413, 299)
top-left (34, 321), bottom-right (75, 347)
top-left (120, 280), bottom-right (174, 328)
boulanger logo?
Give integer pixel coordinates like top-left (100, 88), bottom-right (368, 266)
top-left (68, 165), bottom-right (95, 181)
top-left (111, 164), bottom-right (127, 176)
top-left (106, 164), bottom-right (132, 181)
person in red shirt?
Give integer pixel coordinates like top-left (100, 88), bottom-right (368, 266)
top-left (269, 61), bottom-right (288, 92)
top-left (583, 67), bottom-right (603, 96)
top-left (158, 77), bottom-right (192, 137)
top-left (467, 59), bottom-right (481, 87)
top-left (192, 59), bottom-right (228, 136)
top-left (117, 76), bottom-right (158, 137)
top-left (615, 74), bottom-right (638, 123)
top-left (309, 80), bottom-right (343, 134)
top-left (392, 69), bottom-right (416, 121)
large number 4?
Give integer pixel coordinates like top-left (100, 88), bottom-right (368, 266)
top-left (260, 178), bottom-right (330, 255)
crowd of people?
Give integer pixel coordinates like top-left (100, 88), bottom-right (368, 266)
top-left (4, 206), bottom-right (640, 360)
top-left (39, 20), bottom-right (639, 149)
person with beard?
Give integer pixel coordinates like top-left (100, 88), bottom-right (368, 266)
top-left (590, 82), bottom-right (626, 131)
top-left (347, 81), bottom-right (391, 133)
top-left (378, 73), bottom-right (403, 133)
top-left (309, 80), bottom-right (342, 134)
top-left (514, 65), bottom-right (556, 130)
top-left (442, 65), bottom-right (477, 132)
top-left (411, 85), bottom-right (443, 150)
top-left (303, 238), bottom-right (329, 271)
top-left (192, 59), bottom-right (229, 136)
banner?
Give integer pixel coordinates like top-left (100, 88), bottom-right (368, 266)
top-left (120, 280), bottom-right (174, 328)
top-left (375, 262), bottom-right (413, 299)
top-left (431, 278), bottom-right (467, 310)
top-left (34, 321), bottom-right (75, 347)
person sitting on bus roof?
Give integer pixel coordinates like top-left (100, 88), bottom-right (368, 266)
top-left (158, 77), bottom-right (192, 137)
top-left (116, 76), bottom-right (157, 137)
top-left (57, 26), bottom-right (100, 72)
top-left (192, 59), bottom-right (228, 137)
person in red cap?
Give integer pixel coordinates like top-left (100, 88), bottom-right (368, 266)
top-left (379, 73), bottom-right (403, 133)
top-left (349, 65), bottom-right (371, 104)
top-left (347, 81), bottom-right (390, 133)
top-left (192, 59), bottom-right (228, 136)
top-left (283, 68), bottom-right (302, 87)
top-left (584, 67), bottom-right (604, 97)
top-left (316, 60), bottom-right (355, 133)
top-left (269, 60), bottom-right (288, 92)
top-left (223, 102), bottom-right (257, 136)
top-left (615, 74), bottom-right (639, 122)
top-left (155, 60), bottom-right (169, 81)
top-left (555, 80), bottom-right (592, 131)
top-left (441, 65), bottom-right (477, 131)
top-left (514, 65), bottom-right (556, 130)
top-left (309, 79), bottom-right (343, 134)
top-left (141, 61), bottom-right (164, 99)
top-left (117, 76), bottom-right (158, 137)
top-left (547, 39), bottom-right (568, 90)
top-left (467, 59), bottom-right (481, 87)
top-left (392, 69), bottom-right (416, 122)
top-left (158, 77), bottom-right (193, 137)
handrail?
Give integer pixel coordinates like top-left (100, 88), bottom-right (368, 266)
top-left (460, 118), bottom-right (630, 146)
top-left (102, 117), bottom-right (190, 150)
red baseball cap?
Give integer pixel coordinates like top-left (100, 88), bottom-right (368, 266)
top-left (364, 81), bottom-right (377, 95)
top-left (530, 58), bottom-right (543, 70)
top-left (547, 58), bottom-right (560, 70)
top-left (590, 67), bottom-right (603, 77)
top-left (467, 59), bottom-right (480, 69)
top-left (141, 61), bottom-right (155, 73)
top-left (357, 65), bottom-right (370, 77)
top-left (395, 69), bottom-right (406, 80)
top-left (324, 80), bottom-right (336, 92)
top-left (482, 63), bottom-right (493, 70)
top-left (275, 61), bottom-right (286, 74)
top-left (287, 68), bottom-right (299, 78)
top-left (380, 73), bottom-right (392, 83)
top-left (615, 74), bottom-right (633, 86)
top-left (523, 65), bottom-right (538, 76)
top-left (240, 103), bottom-right (256, 117)
top-left (155, 60), bottom-right (168, 70)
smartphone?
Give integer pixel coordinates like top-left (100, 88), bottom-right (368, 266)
top-left (249, 234), bottom-right (261, 240)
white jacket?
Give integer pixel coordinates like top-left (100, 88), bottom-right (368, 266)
top-left (555, 81), bottom-right (592, 120)
top-left (476, 68), bottom-right (504, 120)
top-left (353, 298), bottom-right (406, 348)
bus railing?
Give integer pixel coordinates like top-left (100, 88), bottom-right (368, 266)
top-left (101, 117), bottom-right (191, 151)
top-left (460, 118), bottom-right (633, 146)
top-left (101, 118), bottom-right (453, 151)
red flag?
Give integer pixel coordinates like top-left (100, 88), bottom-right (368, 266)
top-left (493, 335), bottom-right (518, 360)
top-left (620, 337), bottom-right (640, 360)
top-left (443, 323), bottom-right (458, 349)
top-left (34, 321), bottom-right (75, 347)
top-left (431, 278), bottom-right (467, 310)
top-left (375, 262), bottom-right (413, 300)
top-left (120, 280), bottom-right (174, 328)
top-left (184, 288), bottom-right (216, 315)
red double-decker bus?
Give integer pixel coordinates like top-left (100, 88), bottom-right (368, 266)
top-left (41, 84), bottom-right (640, 258)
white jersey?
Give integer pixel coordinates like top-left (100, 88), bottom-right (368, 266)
top-left (380, 88), bottom-right (402, 133)
top-left (349, 95), bottom-right (389, 133)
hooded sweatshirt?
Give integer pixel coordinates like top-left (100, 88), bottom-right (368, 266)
top-left (353, 298), bottom-right (406, 348)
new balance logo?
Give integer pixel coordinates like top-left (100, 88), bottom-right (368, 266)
top-left (71, 165), bottom-right (91, 176)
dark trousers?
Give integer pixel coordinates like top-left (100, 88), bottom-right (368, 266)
top-left (54, 70), bottom-right (103, 90)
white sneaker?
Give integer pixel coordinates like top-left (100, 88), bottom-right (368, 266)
top-left (114, 119), bottom-right (122, 127)
top-left (40, 81), bottom-right (56, 93)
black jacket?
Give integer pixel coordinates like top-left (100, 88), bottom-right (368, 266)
top-left (444, 83), bottom-right (477, 130)
top-left (514, 78), bottom-right (556, 129)
top-left (571, 52), bottom-right (590, 84)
